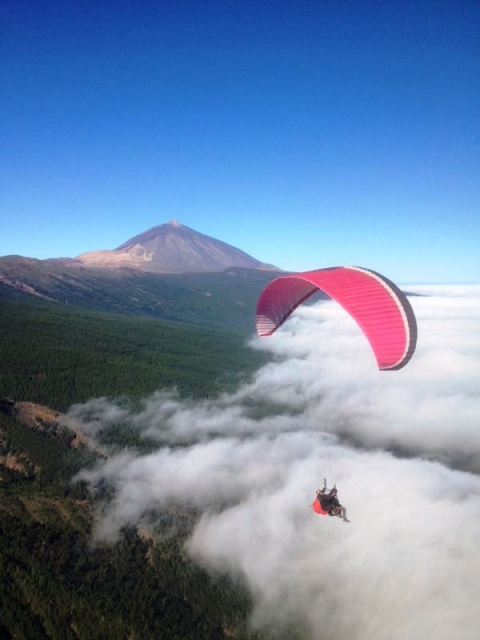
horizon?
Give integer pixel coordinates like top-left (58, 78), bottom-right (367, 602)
top-left (1, 217), bottom-right (478, 285)
top-left (1, 0), bottom-right (478, 283)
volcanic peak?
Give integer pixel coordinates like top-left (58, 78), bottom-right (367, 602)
top-left (76, 220), bottom-right (278, 274)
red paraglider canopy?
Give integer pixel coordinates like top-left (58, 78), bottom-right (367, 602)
top-left (256, 266), bottom-right (417, 370)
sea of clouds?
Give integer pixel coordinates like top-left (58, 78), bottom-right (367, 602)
top-left (69, 285), bottom-right (480, 640)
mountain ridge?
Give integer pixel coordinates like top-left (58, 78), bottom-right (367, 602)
top-left (0, 256), bottom-right (280, 332)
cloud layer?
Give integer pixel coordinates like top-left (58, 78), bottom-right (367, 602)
top-left (71, 285), bottom-right (480, 639)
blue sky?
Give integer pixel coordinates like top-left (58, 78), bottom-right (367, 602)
top-left (1, 0), bottom-right (478, 282)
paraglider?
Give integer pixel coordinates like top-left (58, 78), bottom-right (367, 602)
top-left (256, 265), bottom-right (417, 371)
top-left (256, 266), bottom-right (418, 522)
top-left (314, 483), bottom-right (350, 522)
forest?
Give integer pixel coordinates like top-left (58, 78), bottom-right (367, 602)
top-left (0, 300), bottom-right (299, 640)
top-left (0, 300), bottom-right (267, 411)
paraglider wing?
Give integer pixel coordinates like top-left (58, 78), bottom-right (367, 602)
top-left (256, 266), bottom-right (417, 370)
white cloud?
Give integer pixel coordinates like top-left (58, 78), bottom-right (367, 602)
top-left (71, 284), bottom-right (480, 639)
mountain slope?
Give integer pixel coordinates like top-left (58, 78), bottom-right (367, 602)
top-left (76, 220), bottom-right (279, 273)
top-left (0, 405), bottom-right (262, 640)
top-left (0, 257), bottom-right (279, 332)
top-left (0, 221), bottom-right (282, 331)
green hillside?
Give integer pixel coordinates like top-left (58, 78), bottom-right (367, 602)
top-left (0, 257), bottom-right (279, 332)
top-left (0, 300), bottom-right (266, 412)
top-left (0, 300), bottom-right (303, 639)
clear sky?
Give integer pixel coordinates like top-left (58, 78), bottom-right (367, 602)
top-left (1, 0), bottom-right (478, 282)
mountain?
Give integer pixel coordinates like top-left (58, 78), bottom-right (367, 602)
top-left (0, 221), bottom-right (283, 331)
top-left (76, 219), bottom-right (278, 273)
